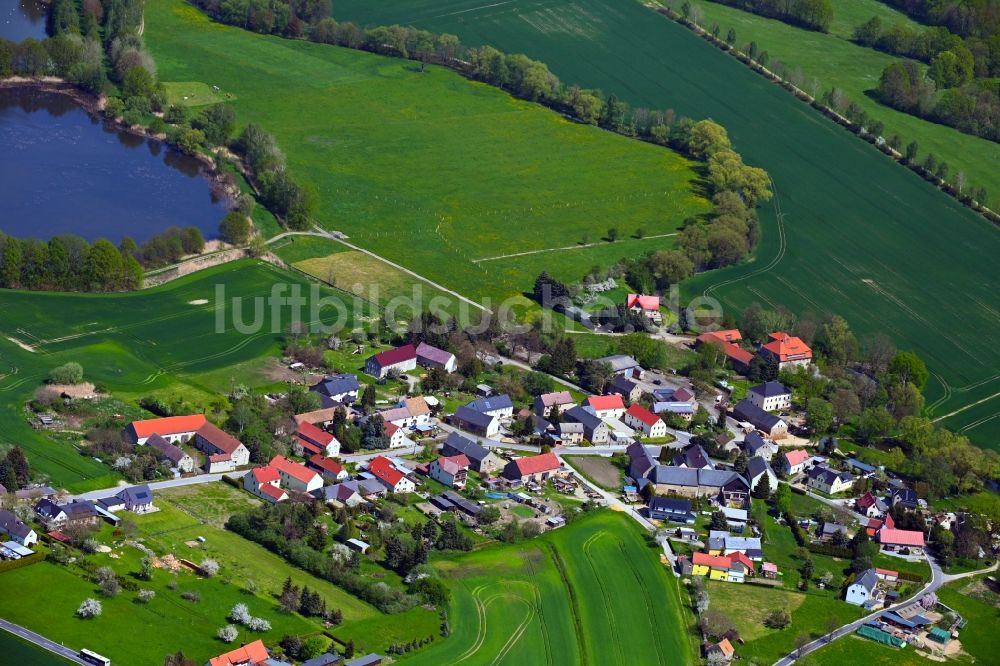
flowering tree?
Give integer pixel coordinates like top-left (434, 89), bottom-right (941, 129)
top-left (217, 625), bottom-right (238, 643)
top-left (77, 598), bottom-right (102, 618)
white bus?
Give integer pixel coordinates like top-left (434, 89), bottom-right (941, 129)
top-left (78, 649), bottom-right (111, 665)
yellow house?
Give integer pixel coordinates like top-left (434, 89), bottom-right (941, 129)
top-left (691, 552), bottom-right (754, 583)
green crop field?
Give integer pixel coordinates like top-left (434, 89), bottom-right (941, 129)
top-left (378, 510), bottom-right (696, 664)
top-left (0, 631), bottom-right (72, 665)
top-left (336, 0), bottom-right (1000, 447)
top-left (145, 0), bottom-right (708, 319)
top-left (0, 261), bottom-right (368, 490)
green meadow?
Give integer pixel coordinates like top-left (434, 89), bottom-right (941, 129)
top-left (0, 261), bottom-right (368, 491)
top-left (145, 0), bottom-right (708, 313)
top-left (336, 0), bottom-right (1000, 447)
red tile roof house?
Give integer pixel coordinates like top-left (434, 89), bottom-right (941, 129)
top-left (696, 329), bottom-right (753, 372)
top-left (271, 454), bottom-right (323, 493)
top-left (585, 394), bottom-right (626, 420)
top-left (759, 331), bottom-right (813, 370)
top-left (364, 344), bottom-right (417, 378)
top-left (243, 465), bottom-right (284, 503)
top-left (208, 639), bottom-right (271, 666)
top-left (502, 452), bottom-right (567, 485)
top-left (877, 528), bottom-right (926, 555)
top-left (369, 456), bottom-right (416, 494)
top-left (429, 454), bottom-right (470, 488)
top-left (307, 454), bottom-right (349, 482)
top-left (384, 421), bottom-right (407, 449)
top-left (296, 421), bottom-right (341, 458)
top-left (626, 294), bottom-right (662, 323)
top-left (624, 403), bottom-right (668, 438)
top-left (125, 414), bottom-right (206, 446)
top-left (194, 422), bottom-right (251, 473)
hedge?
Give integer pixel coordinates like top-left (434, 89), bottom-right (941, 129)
top-left (0, 551), bottom-right (45, 573)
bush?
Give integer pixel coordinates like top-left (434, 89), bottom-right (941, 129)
top-left (137, 589), bottom-right (156, 603)
top-left (47, 362), bottom-right (84, 384)
top-left (764, 608), bottom-right (791, 629)
top-left (200, 559), bottom-right (220, 577)
top-left (181, 590), bottom-right (201, 603)
top-left (229, 603), bottom-right (252, 624)
top-left (77, 598), bottom-right (102, 618)
top-left (246, 617), bottom-right (271, 632)
top-left (217, 625), bottom-right (239, 643)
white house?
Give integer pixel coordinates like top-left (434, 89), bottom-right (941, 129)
top-left (243, 465), bottom-right (283, 502)
top-left (746, 456), bottom-right (777, 494)
top-left (416, 342), bottom-right (457, 373)
top-left (624, 403), bottom-right (667, 438)
top-left (845, 569), bottom-right (879, 606)
top-left (270, 455), bottom-right (323, 493)
top-left (585, 394), bottom-right (626, 420)
top-left (429, 454), bottom-right (470, 489)
top-left (466, 395), bottom-right (514, 421)
top-left (369, 456), bottom-right (416, 494)
top-left (385, 422), bottom-right (408, 449)
top-left (0, 510), bottom-right (37, 546)
top-left (295, 422), bottom-right (341, 458)
top-left (194, 422), bottom-right (251, 473)
top-left (806, 466), bottom-right (854, 495)
top-left (534, 391), bottom-right (575, 418)
top-left (147, 434), bottom-right (195, 473)
top-left (747, 382), bottom-right (791, 412)
top-left (781, 449), bottom-right (810, 476)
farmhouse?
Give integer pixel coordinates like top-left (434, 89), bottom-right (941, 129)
top-left (307, 454), bottom-right (348, 482)
top-left (845, 568), bottom-right (880, 607)
top-left (125, 414), bottom-right (206, 445)
top-left (441, 432), bottom-right (504, 474)
top-left (759, 332), bottom-right (812, 370)
top-left (364, 344), bottom-right (417, 378)
top-left (595, 354), bottom-right (644, 379)
top-left (310, 373), bottom-right (360, 406)
top-left (642, 466), bottom-right (750, 507)
top-left (293, 407), bottom-right (338, 429)
top-left (607, 375), bottom-right (642, 403)
top-left (691, 551), bottom-right (754, 583)
top-left (383, 422), bottom-right (407, 449)
top-left (780, 449), bottom-right (810, 476)
top-left (295, 421), bottom-right (341, 458)
top-left (146, 434), bottom-right (195, 473)
top-left (534, 391), bottom-right (575, 417)
top-left (194, 422), bottom-right (250, 473)
top-left (564, 406), bottom-right (610, 445)
top-left (585, 394), bottom-right (626, 419)
top-left (747, 381), bottom-right (791, 412)
top-left (746, 456), bottom-right (777, 493)
top-left (502, 452), bottom-right (566, 485)
top-left (878, 528), bottom-right (925, 555)
top-left (243, 465), bottom-right (284, 503)
top-left (732, 400), bottom-right (788, 439)
top-left (451, 405), bottom-right (500, 438)
top-left (0, 510), bottom-right (36, 546)
top-left (806, 466), bottom-right (855, 494)
top-left (648, 497), bottom-right (696, 523)
top-left (624, 403), bottom-right (667, 438)
top-left (696, 329), bottom-right (753, 372)
top-left (368, 456), bottom-right (416, 494)
top-left (429, 454), bottom-right (470, 489)
top-left (626, 294), bottom-right (662, 323)
top-left (465, 394), bottom-right (514, 420)
top-left (208, 639), bottom-right (272, 666)
top-left (415, 341), bottom-right (457, 372)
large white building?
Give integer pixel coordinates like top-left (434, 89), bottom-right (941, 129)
top-left (746, 382), bottom-right (791, 412)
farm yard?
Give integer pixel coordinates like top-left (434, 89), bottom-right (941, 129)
top-left (0, 261), bottom-right (367, 491)
top-left (334, 0), bottom-right (1000, 448)
top-left (145, 0), bottom-right (709, 314)
top-left (393, 510), bottom-right (697, 664)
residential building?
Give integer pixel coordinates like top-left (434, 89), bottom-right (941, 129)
top-left (364, 344), bottom-right (417, 378)
top-left (415, 341), bottom-right (456, 373)
top-left (320, 483), bottom-right (364, 508)
top-left (307, 454), bottom-right (348, 482)
top-left (639, 466), bottom-right (751, 507)
top-left (97, 485), bottom-right (155, 514)
top-left (0, 510), bottom-right (36, 546)
top-left (208, 639), bottom-right (272, 666)
top-left (441, 432), bottom-right (503, 474)
top-left (296, 421), bottom-right (341, 458)
top-left (310, 373), bottom-right (360, 406)
top-left (429, 454), bottom-right (470, 489)
top-left (878, 528), bottom-right (925, 555)
top-left (806, 466), bottom-right (855, 495)
top-left (780, 449), bottom-right (810, 476)
top-left (147, 434), bottom-right (195, 473)
top-left (193, 422), bottom-right (250, 473)
top-left (244, 465), bottom-right (284, 503)
top-left (761, 562), bottom-right (779, 579)
top-left (624, 403), bottom-right (667, 438)
top-left (691, 551), bottom-right (754, 582)
top-left (652, 401), bottom-right (696, 421)
top-left (369, 456), bottom-right (416, 494)
top-left (845, 569), bottom-right (879, 606)
top-left (384, 421), bottom-right (407, 449)
top-left (707, 639), bottom-right (735, 663)
top-left (399, 396), bottom-right (432, 425)
top-left (585, 394), bottom-right (626, 420)
top-left (272, 455), bottom-right (323, 493)
top-left (732, 399), bottom-right (788, 439)
top-left (595, 354), bottom-right (644, 379)
top-left (502, 452), bottom-right (566, 484)
top-left (603, 417), bottom-right (636, 444)
top-left (856, 492), bottom-right (888, 518)
top-left (626, 294), bottom-right (662, 323)
top-left (35, 499), bottom-right (100, 530)
top-left (891, 487), bottom-right (920, 511)
top-left (465, 394), bottom-right (514, 420)
top-left (648, 497), bottom-right (696, 523)
top-left (293, 407), bottom-right (338, 429)
top-left (534, 391), bottom-right (574, 417)
top-left (741, 432), bottom-right (777, 461)
top-left (563, 406), bottom-right (610, 445)
top-left (821, 523), bottom-right (850, 541)
top-left (451, 405), bottom-right (500, 438)
top-left (551, 422), bottom-right (585, 446)
top-left (607, 375), bottom-right (642, 403)
top-left (673, 443), bottom-right (714, 470)
top-left (125, 414), bottom-right (206, 445)
top-left (759, 331), bottom-right (813, 370)
top-left (746, 456), bottom-right (777, 494)
top-left (722, 535), bottom-right (763, 560)
top-left (696, 329), bottom-right (753, 372)
top-left (747, 381), bottom-right (791, 412)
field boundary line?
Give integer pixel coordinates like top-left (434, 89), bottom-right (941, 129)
top-left (616, 539), bottom-right (669, 665)
top-left (472, 233), bottom-right (678, 263)
top-left (545, 542), bottom-right (589, 666)
top-left (581, 532), bottom-right (625, 666)
top-left (932, 390), bottom-right (1000, 423)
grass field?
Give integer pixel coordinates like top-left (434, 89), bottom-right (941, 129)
top-left (385, 510), bottom-right (696, 664)
top-left (0, 261), bottom-right (368, 490)
top-left (145, 0), bottom-right (708, 316)
top-left (335, 0), bottom-right (1000, 447)
top-left (0, 631), bottom-right (72, 665)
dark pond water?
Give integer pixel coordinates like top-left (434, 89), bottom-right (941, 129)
top-left (0, 88), bottom-right (230, 243)
top-left (1, 0), bottom-right (48, 42)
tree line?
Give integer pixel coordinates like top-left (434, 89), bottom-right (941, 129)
top-left (691, 0), bottom-right (834, 32)
top-left (877, 0), bottom-right (1000, 39)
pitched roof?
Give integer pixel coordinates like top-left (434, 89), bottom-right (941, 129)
top-left (697, 329), bottom-right (742, 343)
top-left (762, 332), bottom-right (812, 362)
top-left (250, 465), bottom-right (280, 484)
top-left (743, 432), bottom-right (768, 454)
top-left (673, 444), bottom-right (713, 469)
top-left (270, 455), bottom-right (321, 486)
top-left (586, 394), bottom-right (625, 411)
top-left (627, 294), bottom-right (660, 310)
top-left (626, 403), bottom-right (660, 427)
top-left (608, 375), bottom-right (638, 394)
top-left (415, 341), bottom-right (454, 365)
top-left (436, 454), bottom-right (470, 475)
top-left (117, 484), bottom-right (153, 504)
top-left (749, 381), bottom-right (789, 398)
top-left (147, 434), bottom-right (187, 465)
top-left (671, 387), bottom-right (695, 402)
top-left (0, 511), bottom-right (34, 540)
top-left (34, 499), bottom-right (64, 520)
top-left (783, 449), bottom-right (810, 467)
top-left (196, 422), bottom-right (244, 454)
top-left (510, 452), bottom-right (561, 477)
top-left (732, 399), bottom-right (785, 430)
top-left (294, 407), bottom-right (339, 426)
top-left (208, 639), bottom-right (270, 666)
top-left (875, 567), bottom-right (899, 577)
top-left (466, 394), bottom-right (513, 413)
top-left (852, 568), bottom-right (879, 592)
top-left (537, 391), bottom-right (574, 407)
top-left (648, 497), bottom-right (692, 513)
top-left (314, 373), bottom-right (359, 396)
top-left (453, 405), bottom-right (497, 429)
top-left (297, 421), bottom-right (336, 447)
top-left (564, 405), bottom-right (605, 430)
top-left (878, 528), bottom-right (925, 547)
top-left (369, 456), bottom-right (406, 487)
top-left (384, 421), bottom-right (401, 437)
top-left (747, 456), bottom-right (772, 481)
top-left (442, 431), bottom-right (491, 462)
top-left (259, 483), bottom-right (288, 502)
top-left (371, 344), bottom-right (417, 368)
top-left (129, 415), bottom-right (206, 439)
top-left (595, 355), bottom-right (641, 372)
top-left (403, 396), bottom-right (431, 417)
top-left (697, 331), bottom-right (753, 365)
top-left (308, 454), bottom-right (344, 477)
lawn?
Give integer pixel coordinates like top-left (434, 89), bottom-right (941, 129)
top-left (935, 574), bottom-right (1000, 664)
top-left (393, 510), bottom-right (697, 664)
top-left (0, 260), bottom-right (370, 490)
top-left (333, 0), bottom-right (1000, 449)
top-left (271, 235), bottom-right (348, 265)
top-left (145, 0), bottom-right (708, 317)
top-left (798, 634), bottom-right (957, 666)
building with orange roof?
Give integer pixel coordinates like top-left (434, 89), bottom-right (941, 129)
top-left (207, 639), bottom-right (271, 666)
top-left (429, 454), bottom-right (470, 488)
top-left (759, 331), bottom-right (813, 370)
top-left (626, 294), bottom-right (662, 323)
top-left (125, 415), bottom-right (206, 445)
top-left (194, 422), bottom-right (250, 473)
top-left (295, 421), bottom-right (340, 458)
top-left (707, 638), bottom-right (735, 662)
top-left (780, 449), bottom-right (810, 475)
top-left (368, 456), bottom-right (415, 494)
top-left (270, 455), bottom-right (323, 493)
top-left (502, 452), bottom-right (567, 485)
top-left (696, 330), bottom-right (753, 371)
top-left (690, 551), bottom-right (754, 583)
top-left (307, 454), bottom-right (348, 482)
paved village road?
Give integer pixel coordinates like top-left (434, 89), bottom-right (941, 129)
top-left (70, 470), bottom-right (248, 502)
top-left (0, 618), bottom-right (87, 664)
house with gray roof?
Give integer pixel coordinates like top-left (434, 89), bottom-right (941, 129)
top-left (648, 497), bottom-right (696, 523)
top-left (451, 406), bottom-right (500, 438)
top-left (672, 444), bottom-right (714, 470)
top-left (747, 381), bottom-right (791, 412)
top-left (98, 484), bottom-right (155, 514)
top-left (625, 441), bottom-right (658, 480)
top-left (465, 395), bottom-right (514, 420)
top-left (846, 568), bottom-right (880, 606)
top-left (148, 433), bottom-right (195, 473)
top-left (723, 535), bottom-right (763, 560)
top-left (632, 456), bottom-right (751, 507)
top-left (746, 456), bottom-right (777, 494)
top-left (0, 510), bottom-right (36, 546)
top-left (317, 483), bottom-right (365, 508)
top-left (441, 431), bottom-right (504, 474)
top-left (595, 354), bottom-right (644, 379)
top-left (732, 399), bottom-right (788, 439)
top-left (310, 373), bottom-right (360, 406)
top-left (564, 405), bottom-right (610, 445)
top-left (741, 432), bottom-right (777, 461)
top-left (415, 342), bottom-right (456, 373)
top-left (607, 375), bottom-right (642, 403)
